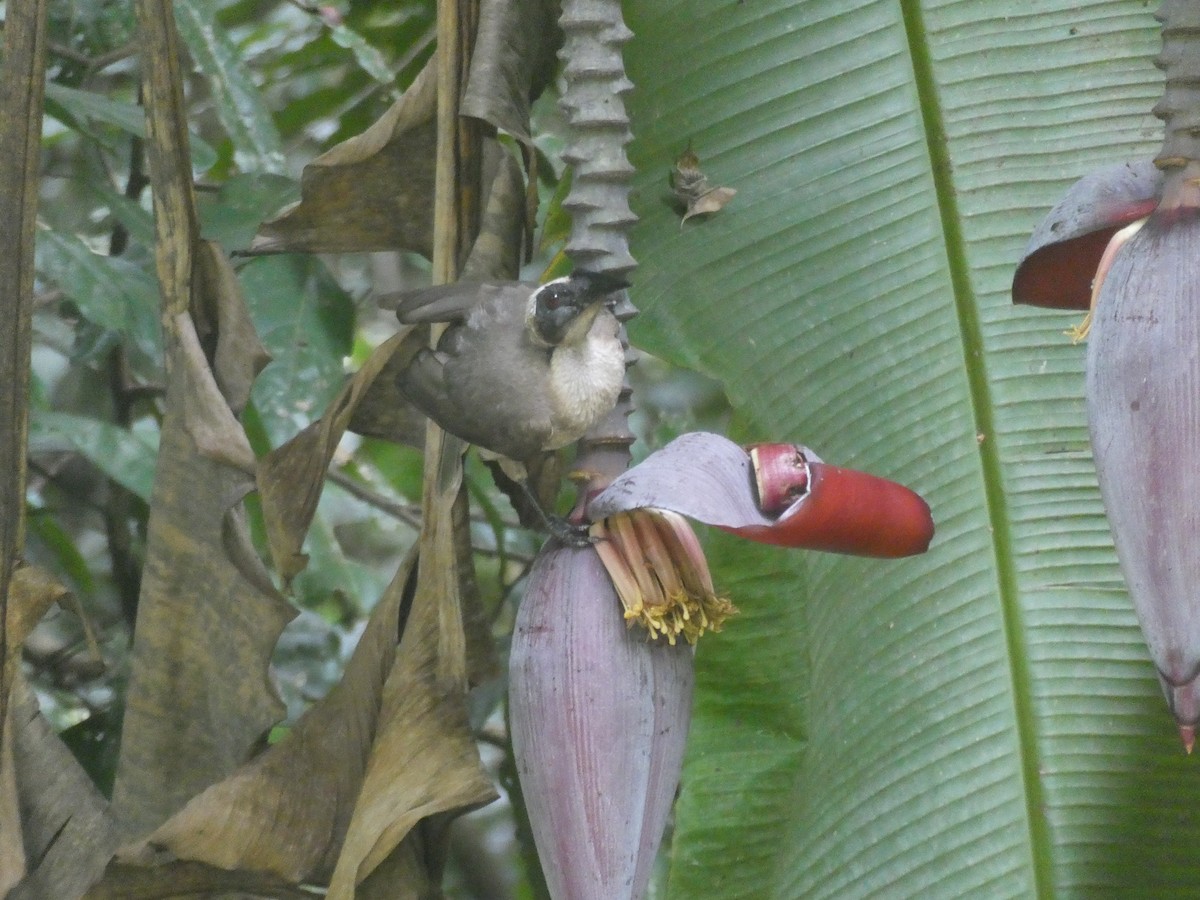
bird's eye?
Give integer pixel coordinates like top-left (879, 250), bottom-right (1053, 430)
top-left (542, 288), bottom-right (565, 310)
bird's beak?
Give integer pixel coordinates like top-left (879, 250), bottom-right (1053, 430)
top-left (577, 270), bottom-right (631, 304)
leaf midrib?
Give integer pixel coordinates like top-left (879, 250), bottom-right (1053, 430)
top-left (899, 1), bottom-right (1051, 895)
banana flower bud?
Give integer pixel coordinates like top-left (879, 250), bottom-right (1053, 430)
top-left (510, 431), bottom-right (933, 898)
top-left (1086, 199), bottom-right (1200, 752)
top-left (509, 541), bottom-right (694, 900)
top-left (1014, 154), bottom-right (1200, 751)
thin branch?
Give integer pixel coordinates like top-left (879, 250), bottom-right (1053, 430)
top-left (47, 39), bottom-right (138, 73)
top-left (326, 466), bottom-right (535, 563)
top-left (326, 468), bottom-right (422, 529)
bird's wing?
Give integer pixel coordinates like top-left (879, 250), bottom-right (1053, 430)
top-left (394, 347), bottom-right (452, 417)
top-left (397, 346), bottom-right (538, 455)
top-left (386, 281), bottom-right (535, 325)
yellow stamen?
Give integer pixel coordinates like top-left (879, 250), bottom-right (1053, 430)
top-left (611, 512), bottom-right (667, 610)
top-left (590, 508), bottom-right (739, 645)
top-left (650, 511), bottom-right (739, 642)
top-left (591, 519), bottom-right (646, 620)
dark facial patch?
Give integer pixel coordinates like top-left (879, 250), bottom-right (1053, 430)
top-left (533, 292), bottom-right (582, 344)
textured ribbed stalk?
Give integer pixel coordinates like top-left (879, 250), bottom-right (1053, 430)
top-left (510, 3), bottom-right (692, 895)
top-left (556, 0), bottom-right (640, 508)
top-left (509, 543), bottom-right (694, 899)
top-left (1153, 0), bottom-right (1200, 168)
top-left (558, 0), bottom-right (636, 278)
top-left (553, 0), bottom-right (638, 518)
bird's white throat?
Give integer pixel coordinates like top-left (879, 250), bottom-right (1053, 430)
top-left (546, 311), bottom-right (624, 447)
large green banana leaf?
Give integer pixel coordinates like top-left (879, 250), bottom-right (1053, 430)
top-left (623, 2), bottom-right (1194, 897)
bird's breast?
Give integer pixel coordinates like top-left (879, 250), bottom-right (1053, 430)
top-left (545, 317), bottom-right (624, 448)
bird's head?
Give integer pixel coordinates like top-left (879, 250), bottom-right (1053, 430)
top-left (530, 271), bottom-right (629, 346)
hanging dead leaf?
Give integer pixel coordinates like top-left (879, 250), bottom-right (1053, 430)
top-left (460, 0), bottom-right (562, 249)
top-left (0, 703), bottom-right (21, 897)
top-left (345, 341), bottom-right (430, 448)
top-left (112, 4), bottom-right (308, 837)
top-left (108, 550), bottom-right (416, 887)
top-left (670, 147), bottom-right (736, 226)
top-left (353, 810), bottom-right (462, 899)
top-left (249, 56), bottom-right (438, 256)
top-left (459, 144), bottom-right (527, 282)
top-left (85, 859), bottom-right (312, 899)
top-left (258, 331), bottom-right (416, 585)
top-left (682, 186), bottom-right (737, 225)
top-left (5, 675), bottom-right (117, 900)
top-left (110, 346), bottom-right (297, 841)
top-left (6, 564), bottom-right (69, 656)
top-left (324, 562), bottom-right (497, 898)
top-left (190, 240), bottom-right (272, 414)
top-left (1, 569), bottom-right (108, 896)
top-left (106, 540), bottom-right (496, 897)
top-left (460, 0), bottom-right (560, 143)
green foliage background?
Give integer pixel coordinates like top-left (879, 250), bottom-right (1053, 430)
top-left (624, 1), bottom-right (1199, 897)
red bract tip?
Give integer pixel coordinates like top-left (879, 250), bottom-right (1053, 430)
top-left (748, 443), bottom-right (809, 515)
top-left (590, 433), bottom-right (934, 559)
top-left (736, 450), bottom-right (934, 558)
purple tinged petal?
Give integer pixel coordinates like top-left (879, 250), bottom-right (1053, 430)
top-left (590, 432), bottom-right (775, 529)
top-left (509, 542), bottom-right (694, 899)
top-left (1013, 159), bottom-right (1163, 310)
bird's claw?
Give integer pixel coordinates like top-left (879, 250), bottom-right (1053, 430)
top-left (548, 516), bottom-right (595, 548)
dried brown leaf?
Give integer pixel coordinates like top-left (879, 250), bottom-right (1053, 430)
top-left (259, 331), bottom-right (413, 585)
top-left (461, 0), bottom-right (561, 250)
top-left (174, 310), bottom-right (257, 473)
top-left (461, 0), bottom-right (560, 142)
top-left (111, 341), bottom-right (296, 839)
top-left (345, 347), bottom-right (430, 448)
top-left (681, 186), bottom-right (737, 225)
top-left (459, 143), bottom-right (527, 281)
top-left (249, 57), bottom-right (438, 256)
top-left (114, 542), bottom-right (496, 896)
top-left (7, 564), bottom-right (68, 653)
top-left (1, 0), bottom-right (51, 764)
top-left (671, 147), bottom-right (736, 226)
top-left (135, 0), bottom-right (199, 318)
top-left (191, 240), bottom-right (272, 414)
top-left (2, 564), bottom-right (106, 897)
top-left (107, 0), bottom-right (297, 854)
top-left (353, 811), bottom-right (462, 899)
top-left (85, 859), bottom-right (312, 900)
top-left (6, 676), bottom-right (117, 900)
top-left (0, 706), bottom-right (22, 896)
top-left (112, 549), bottom-right (416, 886)
top-left (325, 567), bottom-right (498, 898)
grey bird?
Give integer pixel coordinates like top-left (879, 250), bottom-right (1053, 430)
top-left (389, 270), bottom-right (628, 530)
